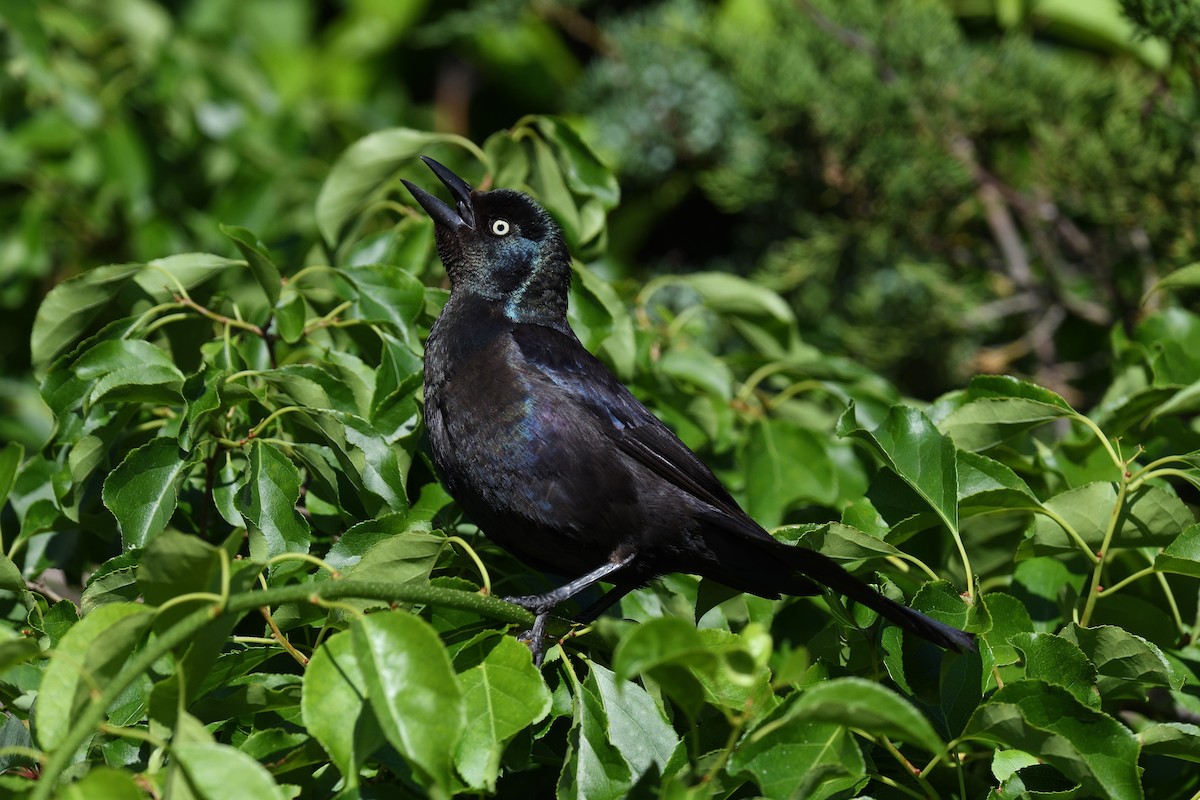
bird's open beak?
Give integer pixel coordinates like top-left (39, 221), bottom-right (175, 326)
top-left (401, 156), bottom-right (476, 231)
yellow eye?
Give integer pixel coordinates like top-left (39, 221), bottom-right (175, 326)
top-left (490, 219), bottom-right (511, 236)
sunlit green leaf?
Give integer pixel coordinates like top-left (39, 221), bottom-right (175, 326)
top-left (237, 440), bottom-right (311, 561)
top-left (102, 439), bottom-right (198, 549)
top-left (455, 636), bottom-right (552, 791)
top-left (354, 611), bottom-right (464, 798)
top-left (965, 680), bottom-right (1140, 800)
top-left (37, 603), bottom-right (153, 750)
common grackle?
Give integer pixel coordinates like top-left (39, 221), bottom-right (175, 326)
top-left (403, 156), bottom-right (975, 665)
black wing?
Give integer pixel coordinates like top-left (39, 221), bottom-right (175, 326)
top-left (511, 324), bottom-right (764, 533)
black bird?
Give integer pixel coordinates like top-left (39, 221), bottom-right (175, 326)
top-left (403, 157), bottom-right (975, 664)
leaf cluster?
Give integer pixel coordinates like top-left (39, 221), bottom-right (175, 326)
top-left (1, 116), bottom-right (1199, 798)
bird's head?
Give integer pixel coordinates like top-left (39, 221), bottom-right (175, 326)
top-left (402, 156), bottom-right (572, 325)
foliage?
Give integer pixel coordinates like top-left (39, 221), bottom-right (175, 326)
top-left (572, 0), bottom-right (1200, 399)
top-left (0, 116), bottom-right (1198, 799)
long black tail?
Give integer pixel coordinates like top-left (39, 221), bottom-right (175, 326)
top-left (777, 540), bottom-right (977, 652)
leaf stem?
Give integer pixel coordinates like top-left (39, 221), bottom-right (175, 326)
top-left (444, 535), bottom-right (492, 596)
top-left (286, 264), bottom-right (338, 286)
top-left (1130, 467), bottom-right (1200, 493)
top-left (1030, 506), bottom-right (1100, 564)
top-left (1080, 478), bottom-right (1128, 626)
top-left (868, 773), bottom-right (927, 800)
top-left (302, 300), bottom-right (354, 336)
top-left (265, 551), bottom-right (340, 577)
top-left (1073, 413), bottom-right (1122, 471)
top-left (246, 406), bottom-right (306, 441)
top-left (99, 723), bottom-right (167, 750)
top-left (874, 733), bottom-right (939, 799)
top-left (1155, 571), bottom-right (1186, 637)
top-left (176, 294), bottom-right (265, 337)
top-left (1098, 566), bottom-right (1155, 597)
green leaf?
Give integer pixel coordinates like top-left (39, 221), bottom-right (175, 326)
top-left (88, 363), bottom-right (184, 407)
top-left (611, 616), bottom-right (716, 717)
top-left (731, 714), bottom-right (865, 800)
top-left (237, 441), bottom-right (311, 561)
top-left (180, 367), bottom-right (228, 450)
top-left (957, 450), bottom-right (1041, 515)
top-left (1010, 632), bottom-right (1099, 708)
top-left (36, 602), bottom-right (153, 750)
top-left (317, 128), bottom-right (479, 247)
top-left (274, 292), bottom-right (307, 343)
top-left (1059, 623), bottom-right (1180, 690)
top-left (339, 263), bottom-right (425, 335)
top-left (784, 677), bottom-right (944, 754)
top-left (788, 522), bottom-right (903, 564)
top-left (965, 679), bottom-right (1142, 800)
top-left (558, 660), bottom-right (678, 800)
top-left (73, 338), bottom-right (178, 378)
top-left (455, 636), bottom-right (552, 791)
top-left (336, 411), bottom-right (409, 513)
top-left (592, 662), bottom-right (686, 777)
top-left (742, 418), bottom-right (838, 526)
top-left (138, 531), bottom-right (226, 608)
top-left (81, 552), bottom-right (140, 614)
top-left (59, 766), bottom-right (147, 800)
top-left (340, 529), bottom-right (444, 603)
top-left (353, 611), bottom-right (464, 798)
top-left (967, 375), bottom-right (1076, 410)
top-left (838, 403), bottom-right (959, 536)
top-left (1030, 482), bottom-right (1191, 555)
top-left (102, 439), bottom-right (198, 549)
top-left (173, 742), bottom-right (288, 800)
top-left (529, 116), bottom-right (620, 209)
top-left (0, 441), bottom-right (24, 512)
top-left (940, 397), bottom-right (1075, 451)
top-left (570, 261), bottom-right (636, 378)
top-left (303, 630), bottom-right (383, 789)
top-left (31, 263), bottom-right (142, 368)
top-left (981, 592), bottom-right (1035, 666)
top-left (1154, 523), bottom-right (1200, 576)
top-left (650, 272), bottom-right (794, 324)
top-left (221, 224), bottom-right (282, 306)
top-left (1145, 262), bottom-right (1200, 299)
top-left (1139, 722), bottom-right (1200, 763)
top-left (132, 253), bottom-right (240, 302)
top-left (263, 364), bottom-right (360, 413)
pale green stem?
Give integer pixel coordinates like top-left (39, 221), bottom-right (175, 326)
top-left (139, 311), bottom-right (192, 338)
top-left (764, 379), bottom-right (825, 410)
top-left (247, 406), bottom-right (307, 440)
top-left (872, 733), bottom-right (939, 799)
top-left (1073, 413), bottom-right (1122, 471)
top-left (265, 551), bottom-right (340, 576)
top-left (736, 363), bottom-right (793, 403)
top-left (1130, 468), bottom-right (1200, 493)
top-left (1099, 566), bottom-right (1155, 597)
top-left (1155, 571), bottom-right (1186, 635)
top-left (287, 264), bottom-right (338, 286)
top-left (444, 536), bottom-right (492, 596)
top-left (143, 264), bottom-right (192, 300)
top-left (1080, 478), bottom-right (1128, 627)
top-left (302, 300), bottom-right (354, 336)
top-left (1031, 506), bottom-right (1100, 564)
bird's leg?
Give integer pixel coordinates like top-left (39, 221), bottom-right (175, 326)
top-left (574, 583), bottom-right (636, 624)
top-left (505, 552), bottom-right (635, 666)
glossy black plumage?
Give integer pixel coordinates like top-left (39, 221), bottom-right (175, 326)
top-left (404, 157), bottom-right (975, 664)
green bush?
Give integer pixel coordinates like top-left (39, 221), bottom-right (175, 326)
top-left (1, 117), bottom-right (1198, 799)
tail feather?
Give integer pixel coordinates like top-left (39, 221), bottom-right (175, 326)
top-left (776, 540), bottom-right (977, 653)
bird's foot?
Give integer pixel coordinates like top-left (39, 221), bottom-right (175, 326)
top-left (513, 609), bottom-right (552, 667)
